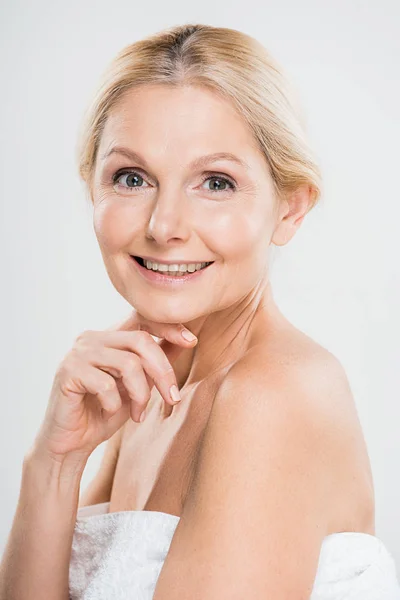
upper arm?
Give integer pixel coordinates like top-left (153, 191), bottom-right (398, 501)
top-left (153, 354), bottom-right (347, 600)
top-left (79, 426), bottom-right (124, 507)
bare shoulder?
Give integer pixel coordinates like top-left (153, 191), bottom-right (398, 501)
top-left (245, 320), bottom-right (360, 421)
top-left (227, 322), bottom-right (347, 404)
top-left (153, 328), bottom-right (374, 597)
top-left (221, 329), bottom-right (375, 533)
top-left (215, 330), bottom-right (353, 440)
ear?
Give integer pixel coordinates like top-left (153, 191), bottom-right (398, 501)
top-left (271, 184), bottom-right (312, 247)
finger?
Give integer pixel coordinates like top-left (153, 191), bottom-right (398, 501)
top-left (99, 330), bottom-right (182, 406)
top-left (63, 362), bottom-right (123, 415)
top-left (107, 309), bottom-right (198, 350)
top-left (158, 338), bottom-right (188, 365)
top-left (139, 320), bottom-right (198, 349)
top-left (86, 346), bottom-right (152, 423)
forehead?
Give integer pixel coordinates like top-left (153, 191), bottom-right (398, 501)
top-left (98, 84), bottom-right (264, 166)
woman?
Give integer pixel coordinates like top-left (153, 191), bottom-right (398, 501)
top-left (1, 23), bottom-right (399, 600)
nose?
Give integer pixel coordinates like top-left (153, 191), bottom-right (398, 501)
top-left (145, 190), bottom-right (191, 245)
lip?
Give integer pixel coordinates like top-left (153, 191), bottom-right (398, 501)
top-left (135, 255), bottom-right (213, 265)
top-left (129, 255), bottom-right (214, 287)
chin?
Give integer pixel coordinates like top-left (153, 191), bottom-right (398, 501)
top-left (132, 299), bottom-right (204, 325)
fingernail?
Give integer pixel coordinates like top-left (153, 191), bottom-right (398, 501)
top-left (170, 384), bottom-right (181, 403)
top-left (139, 409), bottom-right (146, 423)
top-left (181, 329), bottom-right (197, 342)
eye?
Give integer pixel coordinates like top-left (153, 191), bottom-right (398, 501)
top-left (199, 173), bottom-right (236, 194)
top-left (112, 169), bottom-right (150, 191)
top-left (111, 169), bottom-right (237, 194)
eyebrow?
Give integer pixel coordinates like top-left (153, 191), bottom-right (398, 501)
top-left (100, 146), bottom-right (250, 171)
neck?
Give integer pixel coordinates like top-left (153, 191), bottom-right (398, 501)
top-left (173, 276), bottom-right (287, 390)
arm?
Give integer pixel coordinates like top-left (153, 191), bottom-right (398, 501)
top-left (0, 446), bottom-right (90, 600)
top-left (153, 351), bottom-right (349, 600)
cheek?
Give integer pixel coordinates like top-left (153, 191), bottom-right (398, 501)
top-left (93, 202), bottom-right (142, 252)
top-left (205, 209), bottom-right (269, 262)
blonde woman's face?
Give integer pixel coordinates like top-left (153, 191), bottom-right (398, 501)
top-left (92, 84), bottom-right (281, 323)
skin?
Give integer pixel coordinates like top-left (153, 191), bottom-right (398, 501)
top-left (91, 83), bottom-right (310, 396)
top-left (84, 83), bottom-right (375, 597)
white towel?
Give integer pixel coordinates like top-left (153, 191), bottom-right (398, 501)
top-left (69, 502), bottom-right (400, 600)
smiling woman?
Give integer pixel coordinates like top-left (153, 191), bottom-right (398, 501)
top-left (68, 23), bottom-right (400, 599)
top-left (1, 20), bottom-right (399, 600)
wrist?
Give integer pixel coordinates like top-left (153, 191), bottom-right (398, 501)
top-left (24, 444), bottom-right (90, 487)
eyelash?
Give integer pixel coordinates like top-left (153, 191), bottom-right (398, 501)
top-left (111, 169), bottom-right (237, 194)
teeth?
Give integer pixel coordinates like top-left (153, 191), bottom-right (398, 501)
top-left (156, 263), bottom-right (168, 272)
top-left (142, 259), bottom-right (211, 274)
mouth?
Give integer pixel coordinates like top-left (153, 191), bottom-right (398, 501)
top-left (133, 256), bottom-right (214, 274)
top-left (130, 255), bottom-right (215, 284)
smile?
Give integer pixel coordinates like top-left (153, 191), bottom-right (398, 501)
top-left (130, 255), bottom-right (215, 286)
top-left (134, 256), bottom-right (213, 275)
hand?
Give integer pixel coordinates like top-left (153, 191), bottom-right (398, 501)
top-left (30, 309), bottom-right (198, 463)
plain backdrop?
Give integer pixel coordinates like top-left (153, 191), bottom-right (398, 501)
top-left (0, 0), bottom-right (399, 569)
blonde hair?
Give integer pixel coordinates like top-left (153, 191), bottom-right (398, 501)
top-left (76, 23), bottom-right (322, 210)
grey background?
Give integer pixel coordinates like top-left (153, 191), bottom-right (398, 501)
top-left (1, 0), bottom-right (399, 568)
